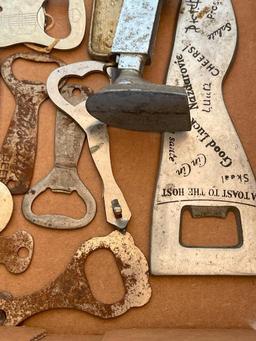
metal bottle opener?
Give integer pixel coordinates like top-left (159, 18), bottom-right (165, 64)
top-left (46, 61), bottom-right (131, 231)
top-left (0, 231), bottom-right (151, 325)
top-left (22, 84), bottom-right (96, 230)
top-left (0, 52), bottom-right (65, 195)
top-left (151, 0), bottom-right (256, 275)
top-left (0, 182), bottom-right (13, 233)
top-left (0, 230), bottom-right (33, 274)
top-left (0, 0), bottom-right (85, 50)
top-left (86, 0), bottom-right (190, 132)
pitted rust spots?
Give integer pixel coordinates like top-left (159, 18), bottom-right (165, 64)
top-left (0, 231), bottom-right (151, 325)
top-left (197, 6), bottom-right (210, 19)
top-left (0, 52), bottom-right (65, 195)
top-left (0, 231), bottom-right (33, 274)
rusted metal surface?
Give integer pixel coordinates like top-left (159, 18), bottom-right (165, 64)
top-left (0, 0), bottom-right (86, 50)
top-left (0, 52), bottom-right (65, 195)
top-left (0, 231), bottom-right (33, 274)
top-left (46, 61), bottom-right (131, 231)
top-left (0, 231), bottom-right (151, 325)
top-left (0, 182), bottom-right (13, 233)
top-left (89, 0), bottom-right (123, 60)
top-left (22, 84), bottom-right (96, 229)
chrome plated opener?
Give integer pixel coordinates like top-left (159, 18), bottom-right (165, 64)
top-left (0, 0), bottom-right (85, 50)
top-left (0, 52), bottom-right (64, 195)
top-left (0, 230), bottom-right (33, 274)
top-left (151, 0), bottom-right (256, 275)
top-left (46, 61), bottom-right (131, 231)
top-left (86, 0), bottom-right (190, 132)
top-left (0, 182), bottom-right (13, 233)
top-left (0, 231), bottom-right (151, 325)
top-left (22, 84), bottom-right (96, 230)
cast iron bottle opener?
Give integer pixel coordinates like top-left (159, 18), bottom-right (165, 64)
top-left (0, 0), bottom-right (85, 50)
top-left (0, 52), bottom-right (65, 195)
top-left (86, 0), bottom-right (190, 132)
top-left (46, 61), bottom-right (131, 231)
top-left (151, 0), bottom-right (256, 275)
top-left (0, 231), bottom-right (151, 325)
top-left (22, 84), bottom-right (96, 229)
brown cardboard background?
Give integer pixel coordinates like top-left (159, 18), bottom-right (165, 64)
top-left (0, 0), bottom-right (255, 336)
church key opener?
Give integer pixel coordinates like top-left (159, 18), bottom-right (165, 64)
top-left (0, 182), bottom-right (13, 233)
top-left (0, 52), bottom-right (65, 195)
top-left (0, 230), bottom-right (34, 274)
top-left (22, 84), bottom-right (96, 230)
top-left (86, 0), bottom-right (190, 132)
top-left (0, 0), bottom-right (85, 50)
top-left (0, 231), bottom-right (151, 325)
top-left (151, 0), bottom-right (256, 275)
top-left (46, 61), bottom-right (131, 231)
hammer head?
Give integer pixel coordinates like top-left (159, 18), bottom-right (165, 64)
top-left (86, 81), bottom-right (191, 132)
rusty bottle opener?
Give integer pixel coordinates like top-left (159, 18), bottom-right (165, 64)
top-left (0, 0), bottom-right (86, 50)
top-left (46, 61), bottom-right (131, 231)
top-left (22, 84), bottom-right (96, 230)
top-left (0, 231), bottom-right (151, 325)
top-left (0, 230), bottom-right (33, 274)
top-left (0, 52), bottom-right (65, 195)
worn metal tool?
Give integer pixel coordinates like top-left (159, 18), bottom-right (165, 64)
top-left (0, 230), bottom-right (33, 274)
top-left (0, 0), bottom-right (85, 49)
top-left (151, 0), bottom-right (256, 275)
top-left (46, 61), bottom-right (131, 231)
top-left (0, 231), bottom-right (151, 325)
top-left (22, 84), bottom-right (96, 229)
top-left (86, 0), bottom-right (190, 132)
top-left (0, 52), bottom-right (64, 195)
top-left (0, 182), bottom-right (13, 233)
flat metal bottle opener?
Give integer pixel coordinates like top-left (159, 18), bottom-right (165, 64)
top-left (86, 0), bottom-right (190, 132)
top-left (0, 52), bottom-right (65, 195)
top-left (0, 230), bottom-right (33, 274)
top-left (22, 84), bottom-right (96, 229)
top-left (46, 61), bottom-right (131, 231)
top-left (0, 182), bottom-right (13, 233)
top-left (0, 0), bottom-right (85, 50)
top-left (151, 0), bottom-right (256, 275)
top-left (0, 231), bottom-right (151, 325)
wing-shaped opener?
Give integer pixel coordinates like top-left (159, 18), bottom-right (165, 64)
top-left (151, 0), bottom-right (256, 275)
top-left (22, 84), bottom-right (96, 229)
top-left (46, 61), bottom-right (131, 231)
top-left (0, 52), bottom-right (65, 194)
top-left (0, 0), bottom-right (85, 50)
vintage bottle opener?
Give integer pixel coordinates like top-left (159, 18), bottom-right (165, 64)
top-left (46, 61), bottom-right (131, 231)
top-left (87, 0), bottom-right (190, 132)
top-left (151, 0), bottom-right (256, 275)
top-left (0, 52), bottom-right (65, 195)
top-left (0, 0), bottom-right (85, 50)
top-left (0, 230), bottom-right (33, 274)
top-left (0, 231), bottom-right (151, 325)
top-left (22, 84), bottom-right (96, 229)
top-left (0, 182), bottom-right (13, 233)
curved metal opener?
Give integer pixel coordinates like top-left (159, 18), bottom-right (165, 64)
top-left (46, 61), bottom-right (131, 231)
top-left (22, 84), bottom-right (96, 229)
top-left (0, 52), bottom-right (65, 195)
top-left (0, 230), bottom-right (33, 274)
top-left (0, 182), bottom-right (13, 233)
top-left (0, 231), bottom-right (151, 325)
top-left (0, 0), bottom-right (85, 50)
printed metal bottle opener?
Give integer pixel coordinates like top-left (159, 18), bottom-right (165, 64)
top-left (0, 52), bottom-right (65, 195)
top-left (151, 0), bottom-right (256, 275)
top-left (0, 0), bottom-right (86, 50)
top-left (22, 84), bottom-right (96, 229)
top-left (0, 230), bottom-right (34, 274)
top-left (87, 0), bottom-right (190, 132)
top-left (0, 182), bottom-right (13, 233)
top-left (46, 61), bottom-right (131, 231)
top-left (0, 231), bottom-right (151, 325)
